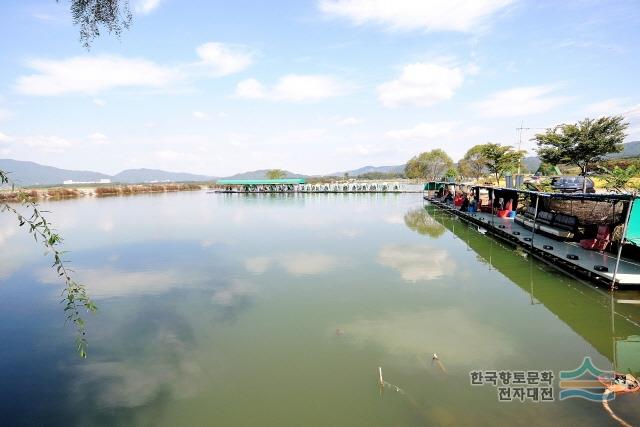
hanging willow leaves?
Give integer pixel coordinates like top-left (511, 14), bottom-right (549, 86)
top-left (58, 0), bottom-right (133, 48)
top-left (1, 170), bottom-right (96, 357)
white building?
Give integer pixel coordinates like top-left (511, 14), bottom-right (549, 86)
top-left (63, 178), bottom-right (111, 185)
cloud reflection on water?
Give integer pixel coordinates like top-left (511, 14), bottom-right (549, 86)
top-left (212, 279), bottom-right (256, 306)
top-left (39, 267), bottom-right (186, 298)
top-left (72, 308), bottom-right (203, 412)
top-left (0, 223), bottom-right (34, 279)
top-left (245, 252), bottom-right (339, 276)
top-left (342, 308), bottom-right (515, 367)
top-left (378, 244), bottom-right (452, 282)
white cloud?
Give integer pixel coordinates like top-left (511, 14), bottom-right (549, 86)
top-left (88, 132), bottom-right (109, 144)
top-left (235, 78), bottom-right (266, 98)
top-left (16, 56), bottom-right (179, 96)
top-left (17, 42), bottom-right (251, 96)
top-left (319, 0), bottom-right (515, 33)
top-left (195, 42), bottom-right (253, 77)
top-left (377, 63), bottom-right (464, 107)
top-left (192, 111), bottom-right (210, 120)
top-left (273, 74), bottom-right (347, 101)
top-left (586, 100), bottom-right (640, 140)
top-left (135, 0), bottom-right (161, 14)
top-left (92, 98), bottom-right (106, 107)
top-left (585, 98), bottom-right (638, 118)
top-left (16, 135), bottom-right (73, 152)
top-left (236, 74), bottom-right (348, 102)
top-left (336, 144), bottom-right (392, 156)
top-left (336, 116), bottom-right (362, 126)
top-left (474, 85), bottom-right (570, 118)
top-left (154, 149), bottom-right (192, 161)
top-left (0, 132), bottom-right (11, 143)
top-left (386, 121), bottom-right (457, 140)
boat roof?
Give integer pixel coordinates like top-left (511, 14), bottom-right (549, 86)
top-left (216, 178), bottom-right (306, 185)
top-left (470, 185), bottom-right (636, 202)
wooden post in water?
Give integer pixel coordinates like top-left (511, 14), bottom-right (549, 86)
top-left (378, 367), bottom-right (384, 387)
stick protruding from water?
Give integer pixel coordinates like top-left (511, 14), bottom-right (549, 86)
top-left (378, 366), bottom-right (384, 387)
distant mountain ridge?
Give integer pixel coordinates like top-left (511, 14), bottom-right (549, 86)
top-left (224, 169), bottom-right (308, 180)
top-left (0, 159), bottom-right (112, 186)
top-left (113, 168), bottom-right (214, 183)
top-left (333, 164), bottom-right (405, 176)
top-left (0, 160), bottom-right (311, 186)
top-left (0, 159), bottom-right (216, 186)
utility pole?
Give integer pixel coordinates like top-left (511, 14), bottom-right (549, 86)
top-left (515, 124), bottom-right (547, 174)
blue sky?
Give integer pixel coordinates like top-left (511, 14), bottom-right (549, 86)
top-left (0, 0), bottom-right (639, 176)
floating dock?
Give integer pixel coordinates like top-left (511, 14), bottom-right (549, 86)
top-left (425, 195), bottom-right (640, 288)
top-left (212, 178), bottom-right (419, 193)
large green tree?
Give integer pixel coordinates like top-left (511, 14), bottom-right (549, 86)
top-left (458, 144), bottom-right (488, 180)
top-left (405, 149), bottom-right (454, 180)
top-left (481, 143), bottom-right (525, 185)
top-left (534, 116), bottom-right (628, 192)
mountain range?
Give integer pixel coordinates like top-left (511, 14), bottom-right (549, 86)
top-left (0, 159), bottom-right (405, 186)
top-left (332, 164), bottom-right (405, 176)
top-left (2, 141), bottom-right (639, 186)
top-left (0, 159), bottom-right (216, 186)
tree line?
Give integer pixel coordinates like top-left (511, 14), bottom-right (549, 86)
top-left (405, 116), bottom-right (629, 191)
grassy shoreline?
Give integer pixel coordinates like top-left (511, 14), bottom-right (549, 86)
top-left (0, 183), bottom-right (203, 202)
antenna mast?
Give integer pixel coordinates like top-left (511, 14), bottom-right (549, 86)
top-left (515, 124), bottom-right (547, 174)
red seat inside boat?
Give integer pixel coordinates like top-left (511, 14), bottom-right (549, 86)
top-left (580, 225), bottom-right (611, 251)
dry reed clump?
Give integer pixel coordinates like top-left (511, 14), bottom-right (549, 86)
top-left (94, 186), bottom-right (121, 196)
top-left (0, 190), bottom-right (39, 202)
top-left (47, 187), bottom-right (80, 198)
top-left (94, 183), bottom-right (201, 196)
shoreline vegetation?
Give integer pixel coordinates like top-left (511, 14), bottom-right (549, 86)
top-left (0, 183), bottom-right (203, 202)
top-left (0, 178), bottom-right (429, 202)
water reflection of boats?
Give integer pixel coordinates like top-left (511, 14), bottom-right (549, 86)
top-left (423, 205), bottom-right (640, 375)
top-left (598, 373), bottom-right (640, 394)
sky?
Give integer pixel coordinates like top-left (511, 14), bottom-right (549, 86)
top-left (0, 0), bottom-right (639, 176)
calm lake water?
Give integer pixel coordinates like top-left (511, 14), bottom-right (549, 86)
top-left (1, 191), bottom-right (639, 426)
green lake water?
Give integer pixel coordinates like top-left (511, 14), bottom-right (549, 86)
top-left (1, 191), bottom-right (639, 426)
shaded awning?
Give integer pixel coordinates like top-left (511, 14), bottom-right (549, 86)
top-left (216, 178), bottom-right (306, 185)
